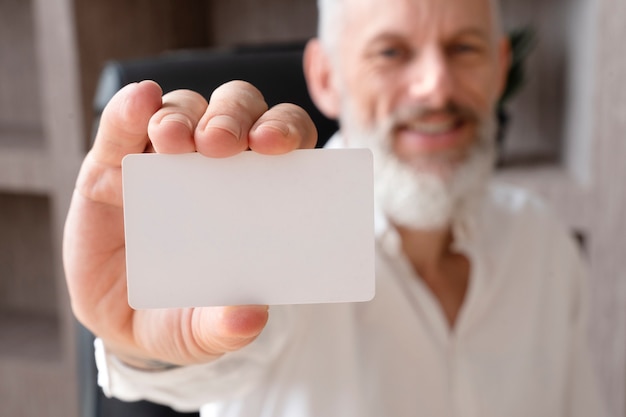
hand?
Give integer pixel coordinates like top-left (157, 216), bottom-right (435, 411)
top-left (63, 80), bottom-right (317, 367)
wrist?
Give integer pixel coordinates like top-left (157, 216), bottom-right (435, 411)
top-left (109, 349), bottom-right (181, 372)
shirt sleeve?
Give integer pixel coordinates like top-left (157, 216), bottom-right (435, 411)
top-left (95, 305), bottom-right (296, 412)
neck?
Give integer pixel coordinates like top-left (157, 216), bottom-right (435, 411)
top-left (395, 225), bottom-right (454, 279)
top-left (396, 222), bottom-right (471, 329)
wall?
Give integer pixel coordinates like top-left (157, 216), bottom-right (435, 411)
top-left (74, 0), bottom-right (210, 149)
top-left (208, 0), bottom-right (317, 47)
top-left (589, 0), bottom-right (626, 415)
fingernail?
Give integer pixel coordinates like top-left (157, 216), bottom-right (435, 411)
top-left (230, 305), bottom-right (269, 316)
top-left (160, 113), bottom-right (194, 131)
top-left (254, 120), bottom-right (290, 137)
top-left (204, 115), bottom-right (242, 140)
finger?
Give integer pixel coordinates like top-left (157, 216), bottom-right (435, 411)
top-left (190, 306), bottom-right (270, 357)
top-left (131, 305), bottom-right (270, 364)
top-left (148, 90), bottom-right (209, 154)
top-left (91, 80), bottom-right (163, 167)
top-left (249, 103), bottom-right (318, 154)
top-left (194, 80), bottom-right (268, 158)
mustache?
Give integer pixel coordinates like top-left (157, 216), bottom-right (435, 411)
top-left (387, 101), bottom-right (480, 127)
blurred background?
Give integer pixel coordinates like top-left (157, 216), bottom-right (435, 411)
top-left (0, 0), bottom-right (624, 415)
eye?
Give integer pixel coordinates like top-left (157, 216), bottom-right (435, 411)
top-left (451, 44), bottom-right (477, 54)
top-left (448, 42), bottom-right (483, 56)
top-left (380, 47), bottom-right (403, 58)
top-left (376, 44), bottom-right (411, 61)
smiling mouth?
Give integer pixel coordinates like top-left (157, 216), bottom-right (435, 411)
top-left (401, 117), bottom-right (465, 136)
top-left (390, 114), bottom-right (473, 159)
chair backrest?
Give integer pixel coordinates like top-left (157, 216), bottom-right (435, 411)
top-left (82, 42), bottom-right (338, 417)
top-left (93, 43), bottom-right (339, 147)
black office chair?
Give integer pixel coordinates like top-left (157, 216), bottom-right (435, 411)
top-left (78, 42), bottom-right (338, 417)
top-left (92, 42), bottom-right (338, 149)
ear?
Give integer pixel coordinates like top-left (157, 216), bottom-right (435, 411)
top-left (303, 38), bottom-right (341, 119)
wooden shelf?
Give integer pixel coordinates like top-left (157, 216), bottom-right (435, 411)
top-left (0, 316), bottom-right (74, 417)
top-left (0, 311), bottom-right (60, 363)
top-left (0, 128), bottom-right (51, 193)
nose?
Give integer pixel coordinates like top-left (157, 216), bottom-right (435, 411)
top-left (407, 47), bottom-right (454, 108)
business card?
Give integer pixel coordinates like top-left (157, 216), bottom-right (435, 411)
top-left (122, 149), bottom-right (375, 308)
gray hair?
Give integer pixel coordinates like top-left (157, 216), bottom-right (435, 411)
top-left (316, 0), bottom-right (345, 51)
top-left (317, 0), bottom-right (504, 48)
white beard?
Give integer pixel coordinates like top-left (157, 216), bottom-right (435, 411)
top-left (339, 102), bottom-right (496, 231)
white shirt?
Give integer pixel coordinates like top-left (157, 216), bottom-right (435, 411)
top-left (96, 136), bottom-right (606, 417)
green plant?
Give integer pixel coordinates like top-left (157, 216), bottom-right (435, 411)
top-left (500, 26), bottom-right (537, 107)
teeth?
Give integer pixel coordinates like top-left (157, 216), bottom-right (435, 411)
top-left (407, 120), bottom-right (456, 135)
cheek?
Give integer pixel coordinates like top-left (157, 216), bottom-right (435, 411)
top-left (344, 68), bottom-right (400, 128)
top-left (453, 66), bottom-right (501, 116)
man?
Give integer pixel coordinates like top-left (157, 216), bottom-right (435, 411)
top-left (63, 0), bottom-right (606, 415)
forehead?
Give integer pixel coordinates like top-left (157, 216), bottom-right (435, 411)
top-left (341, 0), bottom-right (497, 42)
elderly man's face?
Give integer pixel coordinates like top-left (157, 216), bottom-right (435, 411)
top-left (331, 0), bottom-right (509, 229)
top-left (337, 0), bottom-right (507, 171)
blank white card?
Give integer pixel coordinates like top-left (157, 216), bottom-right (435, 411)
top-left (122, 149), bottom-right (374, 309)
